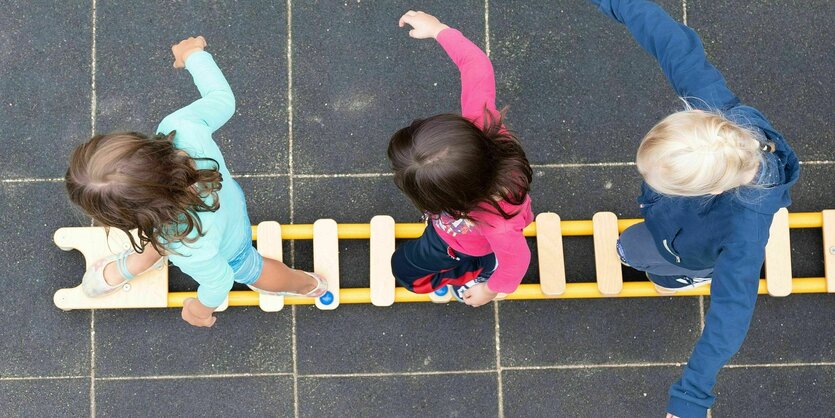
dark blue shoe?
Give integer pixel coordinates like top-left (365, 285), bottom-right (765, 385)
top-left (646, 272), bottom-right (711, 292)
top-left (451, 276), bottom-right (488, 302)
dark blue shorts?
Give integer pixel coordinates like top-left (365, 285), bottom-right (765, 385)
top-left (618, 222), bottom-right (713, 284)
top-left (391, 225), bottom-right (496, 294)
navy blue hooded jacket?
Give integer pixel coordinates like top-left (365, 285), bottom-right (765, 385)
top-left (590, 1), bottom-right (800, 417)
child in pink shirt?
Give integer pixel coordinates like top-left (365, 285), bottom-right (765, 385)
top-left (388, 10), bottom-right (534, 307)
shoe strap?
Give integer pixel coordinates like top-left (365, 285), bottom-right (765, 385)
top-left (116, 251), bottom-right (136, 281)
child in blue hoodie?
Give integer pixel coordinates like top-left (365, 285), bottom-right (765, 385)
top-left (590, 1), bottom-right (800, 417)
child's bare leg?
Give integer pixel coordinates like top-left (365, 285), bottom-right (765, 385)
top-left (251, 258), bottom-right (318, 294)
top-left (103, 245), bottom-right (163, 286)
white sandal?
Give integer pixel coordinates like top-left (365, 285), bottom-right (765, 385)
top-left (81, 250), bottom-right (166, 297)
top-left (247, 272), bottom-right (328, 297)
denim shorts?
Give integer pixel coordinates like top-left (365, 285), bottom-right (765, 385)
top-left (229, 239), bottom-right (264, 285)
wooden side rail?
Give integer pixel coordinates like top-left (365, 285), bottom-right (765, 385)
top-left (53, 211), bottom-right (834, 311)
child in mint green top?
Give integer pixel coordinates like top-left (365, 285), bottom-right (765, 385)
top-left (66, 36), bottom-right (327, 327)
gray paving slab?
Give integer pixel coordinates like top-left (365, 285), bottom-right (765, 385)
top-left (689, 0), bottom-right (835, 161)
top-left (292, 0), bottom-right (484, 174)
top-left (294, 176), bottom-right (419, 223)
top-left (295, 304), bottom-right (495, 374)
top-left (0, 378), bottom-right (89, 417)
top-left (298, 373), bottom-right (498, 418)
top-left (94, 307), bottom-right (292, 377)
top-left (789, 164), bottom-right (835, 212)
top-left (490, 0), bottom-right (683, 166)
top-left (722, 294), bottom-right (835, 364)
top-left (95, 0), bottom-right (289, 174)
top-left (499, 299), bottom-right (701, 367)
top-left (788, 229), bottom-right (824, 278)
top-left (529, 166), bottom-right (644, 219)
top-left (0, 1), bottom-right (91, 179)
top-left (96, 375), bottom-right (294, 417)
top-left (712, 366), bottom-right (835, 417)
top-left (502, 367), bottom-right (681, 418)
top-left (238, 176), bottom-right (292, 224)
top-left (0, 183), bottom-right (90, 377)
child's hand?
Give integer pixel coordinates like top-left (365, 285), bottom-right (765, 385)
top-left (398, 10), bottom-right (449, 39)
top-left (171, 36), bottom-right (207, 69)
top-left (181, 297), bottom-right (217, 327)
top-left (463, 283), bottom-right (497, 307)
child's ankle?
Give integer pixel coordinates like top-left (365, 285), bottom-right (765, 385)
top-left (102, 262), bottom-right (124, 286)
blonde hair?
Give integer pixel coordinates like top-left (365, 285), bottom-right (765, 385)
top-left (636, 110), bottom-right (763, 196)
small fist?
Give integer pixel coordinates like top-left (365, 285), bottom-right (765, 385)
top-left (398, 10), bottom-right (449, 39)
top-left (181, 297), bottom-right (217, 327)
top-left (463, 283), bottom-right (498, 307)
top-left (171, 36), bottom-right (207, 69)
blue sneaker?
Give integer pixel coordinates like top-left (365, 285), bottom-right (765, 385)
top-left (647, 272), bottom-right (711, 292)
top-left (451, 276), bottom-right (488, 302)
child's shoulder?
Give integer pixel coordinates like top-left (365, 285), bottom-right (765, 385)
top-left (473, 195), bottom-right (533, 230)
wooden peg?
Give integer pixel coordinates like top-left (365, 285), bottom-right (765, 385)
top-left (823, 210), bottom-right (835, 293)
top-left (536, 213), bottom-right (566, 296)
top-left (314, 219), bottom-right (340, 310)
top-left (765, 208), bottom-right (792, 296)
top-left (592, 212), bottom-right (623, 295)
top-left (370, 216), bottom-right (396, 307)
top-left (256, 221), bottom-right (285, 312)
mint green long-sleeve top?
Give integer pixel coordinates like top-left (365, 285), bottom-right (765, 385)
top-left (156, 51), bottom-right (251, 308)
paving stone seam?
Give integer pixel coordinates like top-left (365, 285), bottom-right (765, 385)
top-left (89, 1), bottom-right (98, 416)
top-left (0, 376), bottom-right (87, 381)
top-left (297, 370), bottom-right (497, 379)
top-left (94, 372), bottom-right (294, 381)
top-left (4, 362), bottom-right (831, 383)
top-left (723, 362), bottom-right (835, 369)
top-left (89, 311), bottom-right (96, 418)
top-left (501, 361), bottom-right (835, 371)
top-left (285, 1), bottom-right (300, 417)
top-left (502, 362), bottom-right (682, 371)
top-left (484, 7), bottom-right (505, 414)
top-left (291, 306), bottom-right (300, 418)
top-left (494, 301), bottom-right (505, 418)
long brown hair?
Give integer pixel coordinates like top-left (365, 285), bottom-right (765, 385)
top-left (65, 131), bottom-right (223, 254)
top-left (387, 110), bottom-right (532, 221)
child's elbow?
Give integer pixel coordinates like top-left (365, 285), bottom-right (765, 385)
top-left (223, 91), bottom-right (236, 116)
top-left (216, 91), bottom-right (236, 121)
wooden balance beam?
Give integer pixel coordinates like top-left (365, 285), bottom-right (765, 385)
top-left (53, 210), bottom-right (835, 311)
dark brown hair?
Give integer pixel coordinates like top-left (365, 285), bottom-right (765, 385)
top-left (387, 111), bottom-right (532, 221)
top-left (65, 131), bottom-right (223, 254)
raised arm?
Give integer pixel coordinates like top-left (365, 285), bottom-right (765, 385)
top-left (590, 0), bottom-right (739, 110)
top-left (398, 10), bottom-right (497, 122)
top-left (436, 28), bottom-right (498, 122)
top-left (167, 36), bottom-right (236, 132)
top-left (668, 241), bottom-right (762, 417)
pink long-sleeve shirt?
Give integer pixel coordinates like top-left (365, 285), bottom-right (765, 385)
top-left (432, 28), bottom-right (534, 294)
